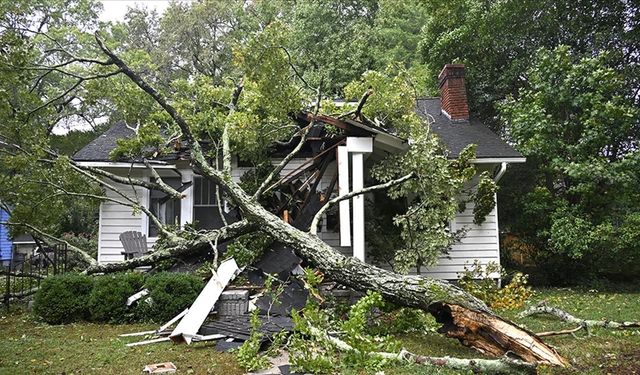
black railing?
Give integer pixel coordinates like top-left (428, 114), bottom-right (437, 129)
top-left (2, 243), bottom-right (68, 310)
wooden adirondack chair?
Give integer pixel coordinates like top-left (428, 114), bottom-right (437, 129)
top-left (120, 231), bottom-right (148, 260)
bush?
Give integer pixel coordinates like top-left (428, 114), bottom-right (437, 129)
top-left (88, 272), bottom-right (145, 323)
top-left (457, 261), bottom-right (533, 310)
top-left (33, 273), bottom-right (94, 324)
top-left (137, 272), bottom-right (204, 323)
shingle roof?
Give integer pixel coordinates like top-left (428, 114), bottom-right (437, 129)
top-left (416, 98), bottom-right (523, 160)
top-left (75, 102), bottom-right (523, 162)
top-left (73, 122), bottom-right (134, 161)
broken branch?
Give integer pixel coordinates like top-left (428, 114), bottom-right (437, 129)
top-left (304, 324), bottom-right (536, 374)
top-left (518, 301), bottom-right (640, 329)
top-left (309, 172), bottom-right (415, 234)
top-left (83, 220), bottom-right (252, 274)
top-left (536, 325), bottom-right (585, 337)
top-left (2, 221), bottom-right (96, 267)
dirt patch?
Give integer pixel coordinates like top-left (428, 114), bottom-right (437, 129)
top-left (603, 349), bottom-right (640, 374)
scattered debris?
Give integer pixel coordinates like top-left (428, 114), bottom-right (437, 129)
top-left (127, 337), bottom-right (171, 347)
top-left (126, 288), bottom-right (149, 306)
top-left (119, 330), bottom-right (156, 338)
top-left (200, 315), bottom-right (294, 342)
top-left (142, 362), bottom-right (177, 373)
top-left (119, 308), bottom-right (189, 338)
top-left (216, 290), bottom-right (249, 316)
top-left (215, 339), bottom-right (243, 352)
top-left (158, 308), bottom-right (189, 332)
top-left (191, 333), bottom-right (226, 342)
top-left (247, 350), bottom-right (295, 375)
top-left (255, 280), bottom-right (308, 316)
top-left (170, 258), bottom-right (241, 344)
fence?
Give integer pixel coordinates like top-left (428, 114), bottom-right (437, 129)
top-left (2, 243), bottom-right (68, 310)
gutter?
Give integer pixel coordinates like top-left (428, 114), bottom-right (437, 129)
top-left (493, 162), bottom-right (508, 183)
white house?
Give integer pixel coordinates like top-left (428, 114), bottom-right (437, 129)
top-left (73, 64), bottom-right (524, 279)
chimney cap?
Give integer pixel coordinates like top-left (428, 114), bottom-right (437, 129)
top-left (438, 64), bottom-right (466, 84)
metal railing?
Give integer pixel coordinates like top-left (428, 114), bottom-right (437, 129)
top-left (2, 243), bottom-right (68, 310)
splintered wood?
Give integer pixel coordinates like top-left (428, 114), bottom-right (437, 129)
top-left (431, 303), bottom-right (568, 366)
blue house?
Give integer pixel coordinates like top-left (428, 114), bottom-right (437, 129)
top-left (0, 209), bottom-right (12, 266)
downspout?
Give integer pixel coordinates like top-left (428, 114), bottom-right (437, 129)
top-left (492, 161), bottom-right (507, 289)
top-left (493, 162), bottom-right (508, 183)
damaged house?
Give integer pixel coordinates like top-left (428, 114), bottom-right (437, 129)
top-left (73, 64), bottom-right (524, 280)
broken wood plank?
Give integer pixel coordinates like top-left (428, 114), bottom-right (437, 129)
top-left (126, 337), bottom-right (171, 347)
top-left (170, 258), bottom-right (241, 344)
top-left (158, 308), bottom-right (189, 332)
top-left (119, 330), bottom-right (156, 337)
top-left (126, 288), bottom-right (149, 306)
top-left (192, 334), bottom-right (226, 342)
top-left (143, 362), bottom-right (177, 373)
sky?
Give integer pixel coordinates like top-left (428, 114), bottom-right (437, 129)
top-left (99, 0), bottom-right (171, 22)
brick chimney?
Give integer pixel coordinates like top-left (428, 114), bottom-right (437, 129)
top-left (438, 64), bottom-right (469, 121)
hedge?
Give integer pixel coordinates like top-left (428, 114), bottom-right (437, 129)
top-left (32, 272), bottom-right (203, 324)
top-left (87, 272), bottom-right (145, 323)
top-left (137, 272), bottom-right (204, 323)
top-left (33, 273), bottom-right (94, 324)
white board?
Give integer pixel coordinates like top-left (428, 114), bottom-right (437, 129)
top-left (169, 258), bottom-right (240, 344)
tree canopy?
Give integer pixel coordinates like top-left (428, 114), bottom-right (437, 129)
top-left (0, 0), bottom-right (494, 275)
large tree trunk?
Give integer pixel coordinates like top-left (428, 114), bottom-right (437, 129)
top-left (236, 193), bottom-right (567, 366)
top-left (90, 39), bottom-right (568, 367)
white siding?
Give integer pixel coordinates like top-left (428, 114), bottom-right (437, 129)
top-left (96, 160), bottom-right (501, 280)
top-left (369, 195), bottom-right (500, 280)
top-left (98, 182), bottom-right (146, 264)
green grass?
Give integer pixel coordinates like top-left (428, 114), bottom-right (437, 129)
top-left (0, 310), bottom-right (243, 375)
top-left (392, 286), bottom-right (640, 374)
top-left (1, 287), bottom-right (639, 374)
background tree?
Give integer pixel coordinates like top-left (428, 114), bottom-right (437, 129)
top-left (419, 0), bottom-right (639, 129)
top-left (499, 46), bottom-right (640, 280)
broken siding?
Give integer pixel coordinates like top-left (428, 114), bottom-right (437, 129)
top-left (98, 182), bottom-right (146, 263)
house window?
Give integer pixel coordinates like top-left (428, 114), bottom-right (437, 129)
top-left (148, 177), bottom-right (182, 237)
top-left (193, 176), bottom-right (225, 230)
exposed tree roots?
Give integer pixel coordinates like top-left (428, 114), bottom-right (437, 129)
top-left (430, 303), bottom-right (568, 366)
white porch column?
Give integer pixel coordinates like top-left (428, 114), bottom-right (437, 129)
top-left (337, 145), bottom-right (351, 246)
top-left (351, 152), bottom-right (365, 261)
top-left (344, 137), bottom-right (373, 262)
top-left (179, 169), bottom-right (193, 227)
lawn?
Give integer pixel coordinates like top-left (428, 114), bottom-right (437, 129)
top-left (1, 287), bottom-right (639, 374)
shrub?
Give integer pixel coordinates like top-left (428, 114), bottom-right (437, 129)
top-left (87, 272), bottom-right (145, 323)
top-left (373, 307), bottom-right (438, 335)
top-left (137, 272), bottom-right (204, 323)
top-left (457, 261), bottom-right (533, 310)
top-left (33, 273), bottom-right (94, 324)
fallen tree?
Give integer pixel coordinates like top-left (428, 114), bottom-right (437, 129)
top-left (72, 34), bottom-right (567, 367)
top-left (1, 22), bottom-right (569, 370)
